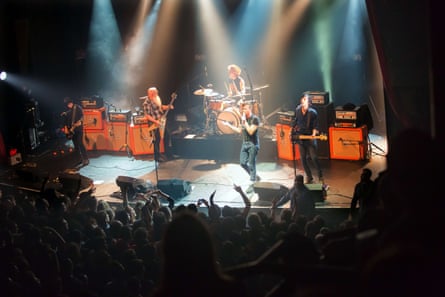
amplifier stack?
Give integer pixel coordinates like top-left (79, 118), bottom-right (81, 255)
top-left (82, 108), bottom-right (163, 155)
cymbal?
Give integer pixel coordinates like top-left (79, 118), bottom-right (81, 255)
top-left (193, 88), bottom-right (213, 96)
top-left (227, 93), bottom-right (251, 98)
top-left (139, 96), bottom-right (148, 100)
top-left (206, 92), bottom-right (221, 97)
top-left (253, 84), bottom-right (270, 91)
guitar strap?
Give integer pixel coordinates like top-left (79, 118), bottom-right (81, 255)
top-left (71, 104), bottom-right (77, 128)
top-left (306, 108), bottom-right (311, 130)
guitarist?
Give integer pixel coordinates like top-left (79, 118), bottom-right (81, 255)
top-left (143, 87), bottom-right (174, 162)
top-left (292, 95), bottom-right (323, 184)
top-left (62, 97), bottom-right (89, 166)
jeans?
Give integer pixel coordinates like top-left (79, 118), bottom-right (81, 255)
top-left (240, 141), bottom-right (259, 181)
top-left (298, 139), bottom-right (322, 181)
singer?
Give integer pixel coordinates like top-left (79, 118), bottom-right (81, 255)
top-left (222, 103), bottom-right (260, 182)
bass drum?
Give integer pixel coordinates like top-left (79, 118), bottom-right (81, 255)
top-left (216, 108), bottom-right (241, 134)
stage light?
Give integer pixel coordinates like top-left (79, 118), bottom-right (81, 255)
top-left (0, 71), bottom-right (7, 81)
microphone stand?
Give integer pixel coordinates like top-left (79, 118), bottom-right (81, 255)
top-left (151, 129), bottom-right (160, 188)
top-left (243, 67), bottom-right (270, 129)
top-left (243, 66), bottom-right (254, 102)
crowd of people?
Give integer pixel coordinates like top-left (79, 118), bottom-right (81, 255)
top-left (1, 126), bottom-right (443, 297)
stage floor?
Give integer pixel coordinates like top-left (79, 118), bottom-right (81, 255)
top-left (0, 132), bottom-right (387, 227)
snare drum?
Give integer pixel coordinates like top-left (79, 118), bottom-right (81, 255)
top-left (216, 107), bottom-right (241, 134)
top-left (207, 93), bottom-right (226, 111)
top-left (208, 99), bottom-right (224, 111)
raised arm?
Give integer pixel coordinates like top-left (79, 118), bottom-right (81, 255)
top-left (233, 184), bottom-right (251, 218)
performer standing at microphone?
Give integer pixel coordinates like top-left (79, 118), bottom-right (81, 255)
top-left (222, 103), bottom-right (260, 182)
top-left (143, 87), bottom-right (173, 162)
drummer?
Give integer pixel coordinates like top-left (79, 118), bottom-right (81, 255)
top-left (226, 64), bottom-right (246, 98)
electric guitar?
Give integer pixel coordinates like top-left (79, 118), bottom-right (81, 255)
top-left (159, 92), bottom-right (177, 138)
top-left (146, 93), bottom-right (178, 138)
top-left (63, 120), bottom-right (82, 140)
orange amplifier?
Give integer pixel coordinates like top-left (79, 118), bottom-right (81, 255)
top-left (83, 129), bottom-right (110, 151)
top-left (329, 125), bottom-right (368, 160)
top-left (303, 91), bottom-right (329, 105)
top-left (133, 115), bottom-right (149, 125)
top-left (129, 124), bottom-right (165, 155)
top-left (80, 96), bottom-right (103, 109)
top-left (109, 110), bottom-right (131, 122)
top-left (276, 123), bottom-right (300, 160)
top-left (277, 111), bottom-right (295, 125)
top-left (84, 108), bottom-right (105, 130)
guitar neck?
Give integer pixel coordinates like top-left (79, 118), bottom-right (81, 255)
top-left (163, 93), bottom-right (177, 118)
top-left (292, 134), bottom-right (327, 141)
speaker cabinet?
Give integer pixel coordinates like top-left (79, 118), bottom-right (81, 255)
top-left (157, 179), bottom-right (192, 200)
top-left (129, 125), bottom-right (155, 155)
top-left (276, 124), bottom-right (300, 160)
top-left (83, 129), bottom-right (110, 151)
top-left (306, 183), bottom-right (326, 202)
top-left (329, 125), bottom-right (368, 160)
top-left (107, 122), bottom-right (130, 151)
top-left (84, 109), bottom-right (106, 130)
top-left (115, 176), bottom-right (151, 201)
top-left (253, 182), bottom-right (289, 202)
top-left (58, 172), bottom-right (81, 200)
top-left (313, 102), bottom-right (335, 159)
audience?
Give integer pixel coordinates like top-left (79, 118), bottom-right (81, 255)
top-left (0, 128), bottom-right (443, 297)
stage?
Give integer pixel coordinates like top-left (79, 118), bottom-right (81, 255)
top-left (0, 130), bottom-right (387, 227)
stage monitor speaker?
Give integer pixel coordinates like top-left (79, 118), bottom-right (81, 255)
top-left (107, 122), bottom-right (129, 151)
top-left (116, 176), bottom-right (152, 201)
top-left (129, 125), bottom-right (155, 155)
top-left (58, 172), bottom-right (81, 200)
top-left (84, 109), bottom-right (105, 130)
top-left (84, 129), bottom-right (110, 151)
top-left (253, 182), bottom-right (289, 203)
top-left (313, 102), bottom-right (335, 159)
top-left (329, 125), bottom-right (368, 160)
top-left (306, 183), bottom-right (326, 203)
top-left (157, 178), bottom-right (192, 200)
top-left (276, 124), bottom-right (300, 160)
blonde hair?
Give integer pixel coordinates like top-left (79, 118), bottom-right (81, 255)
top-left (227, 64), bottom-right (241, 76)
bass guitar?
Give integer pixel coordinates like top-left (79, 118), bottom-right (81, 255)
top-left (291, 133), bottom-right (328, 142)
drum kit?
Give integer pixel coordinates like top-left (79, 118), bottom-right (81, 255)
top-left (193, 84), bottom-right (269, 135)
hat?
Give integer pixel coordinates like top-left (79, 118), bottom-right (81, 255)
top-left (227, 64), bottom-right (241, 75)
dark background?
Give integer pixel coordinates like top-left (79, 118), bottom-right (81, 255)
top-left (0, 0), bottom-right (442, 158)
